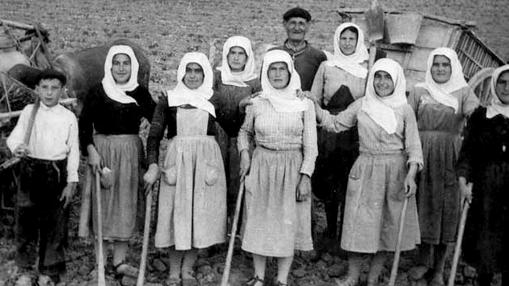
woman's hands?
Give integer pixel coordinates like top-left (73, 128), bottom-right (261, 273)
top-left (404, 162), bottom-right (418, 198)
top-left (239, 91), bottom-right (262, 112)
top-left (143, 163), bottom-right (160, 191)
top-left (238, 96), bottom-right (252, 112)
top-left (296, 90), bottom-right (312, 100)
top-left (296, 174), bottom-right (311, 202)
top-left (458, 176), bottom-right (473, 204)
top-left (296, 90), bottom-right (323, 122)
top-left (404, 175), bottom-right (417, 197)
top-left (239, 150), bottom-right (251, 178)
top-left (296, 90), bottom-right (319, 104)
top-left (87, 144), bottom-right (101, 173)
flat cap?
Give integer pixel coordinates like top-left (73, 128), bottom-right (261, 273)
top-left (283, 7), bottom-right (311, 22)
top-left (36, 68), bottom-right (67, 86)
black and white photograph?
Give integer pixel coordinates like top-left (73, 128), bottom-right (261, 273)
top-left (0, 0), bottom-right (507, 285)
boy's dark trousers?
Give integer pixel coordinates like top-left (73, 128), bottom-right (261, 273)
top-left (15, 157), bottom-right (69, 277)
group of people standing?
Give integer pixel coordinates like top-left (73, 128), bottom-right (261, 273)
top-left (5, 6), bottom-right (508, 286)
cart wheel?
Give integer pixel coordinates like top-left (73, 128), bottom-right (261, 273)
top-left (468, 67), bottom-right (495, 106)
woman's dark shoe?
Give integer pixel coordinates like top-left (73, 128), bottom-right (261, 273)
top-left (245, 276), bottom-right (264, 286)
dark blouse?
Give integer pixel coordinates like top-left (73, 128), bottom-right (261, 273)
top-left (456, 107), bottom-right (509, 182)
top-left (147, 96), bottom-right (223, 165)
top-left (79, 84), bottom-right (155, 154)
top-left (212, 70), bottom-right (261, 137)
top-left (275, 41), bottom-right (327, 91)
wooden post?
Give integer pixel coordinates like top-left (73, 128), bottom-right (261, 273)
top-left (447, 201), bottom-right (470, 286)
top-left (365, 0), bottom-right (384, 70)
top-left (388, 197), bottom-right (409, 286)
top-left (95, 171), bottom-right (106, 286)
top-left (220, 177), bottom-right (245, 286)
top-left (33, 23), bottom-right (53, 69)
top-left (0, 19), bottom-right (36, 31)
top-left (137, 183), bottom-right (155, 286)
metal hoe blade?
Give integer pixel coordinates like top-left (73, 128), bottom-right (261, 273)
top-left (366, 0), bottom-right (384, 42)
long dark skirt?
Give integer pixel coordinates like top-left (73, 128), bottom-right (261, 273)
top-left (463, 161), bottom-right (509, 275)
top-left (90, 134), bottom-right (144, 241)
top-left (312, 85), bottom-right (358, 238)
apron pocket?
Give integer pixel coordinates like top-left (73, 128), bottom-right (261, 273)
top-left (346, 164), bottom-right (362, 198)
top-left (205, 162), bottom-right (219, 186)
top-left (162, 165), bottom-right (177, 186)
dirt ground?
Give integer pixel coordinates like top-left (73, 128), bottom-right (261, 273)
top-left (0, 0), bottom-right (507, 285)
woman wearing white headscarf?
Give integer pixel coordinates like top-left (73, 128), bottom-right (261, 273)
top-left (313, 22), bottom-right (369, 102)
top-left (213, 36), bottom-right (261, 220)
top-left (311, 58), bottom-right (423, 286)
top-left (407, 47), bottom-right (478, 285)
top-left (79, 45), bottom-right (155, 277)
top-left (456, 64), bottom-right (509, 286)
top-left (310, 22), bottom-right (368, 240)
top-left (144, 52), bottom-right (227, 286)
top-left (238, 49), bottom-right (317, 286)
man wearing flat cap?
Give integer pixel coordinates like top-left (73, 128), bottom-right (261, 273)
top-left (276, 7), bottom-right (327, 91)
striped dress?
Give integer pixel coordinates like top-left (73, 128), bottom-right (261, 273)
top-left (237, 97), bottom-right (317, 257)
top-left (318, 99), bottom-right (423, 253)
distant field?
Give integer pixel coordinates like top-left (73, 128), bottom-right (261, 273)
top-left (1, 0), bottom-right (507, 93)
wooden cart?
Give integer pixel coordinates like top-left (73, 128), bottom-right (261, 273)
top-left (0, 19), bottom-right (55, 123)
top-left (337, 9), bottom-right (506, 105)
top-left (0, 19), bottom-right (55, 211)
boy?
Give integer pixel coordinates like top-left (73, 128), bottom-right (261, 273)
top-left (7, 69), bottom-right (79, 285)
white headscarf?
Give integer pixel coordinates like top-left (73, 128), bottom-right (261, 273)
top-left (216, 36), bottom-right (258, 87)
top-left (486, 64), bottom-right (509, 119)
top-left (102, 45), bottom-right (140, 104)
top-left (415, 47), bottom-right (469, 113)
top-left (167, 52), bottom-right (216, 117)
top-left (361, 58), bottom-right (407, 134)
top-left (259, 50), bottom-right (307, 113)
top-left (325, 23), bottom-right (369, 78)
